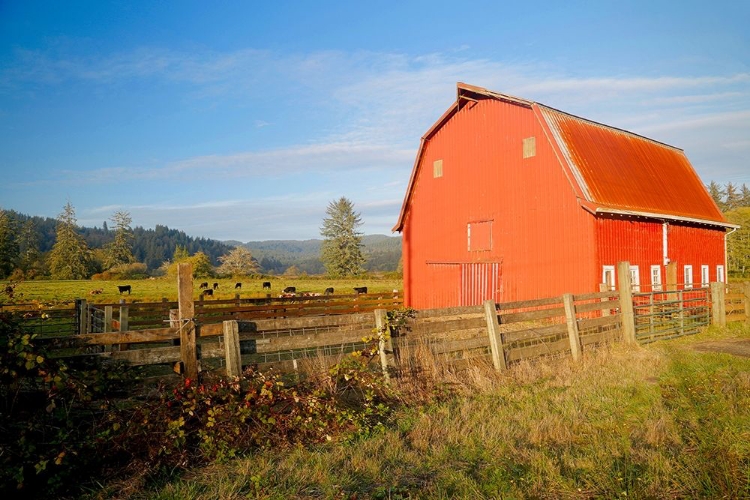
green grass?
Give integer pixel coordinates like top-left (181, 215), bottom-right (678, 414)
top-left (89, 323), bottom-right (750, 500)
top-left (2, 276), bottom-right (402, 306)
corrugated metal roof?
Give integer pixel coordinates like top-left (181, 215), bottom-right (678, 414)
top-left (538, 105), bottom-right (726, 224)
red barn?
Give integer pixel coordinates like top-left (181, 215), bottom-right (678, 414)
top-left (393, 83), bottom-right (736, 309)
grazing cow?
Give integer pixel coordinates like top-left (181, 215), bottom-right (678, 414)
top-left (118, 285), bottom-right (131, 295)
top-left (283, 286), bottom-right (296, 294)
top-left (202, 289), bottom-right (213, 297)
top-left (279, 292), bottom-right (296, 298)
top-left (353, 286), bottom-right (368, 294)
top-left (89, 288), bottom-right (103, 295)
top-left (262, 281), bottom-right (272, 290)
top-left (235, 282), bottom-right (242, 289)
top-left (324, 287), bottom-right (334, 295)
top-left (213, 282), bottom-right (219, 290)
top-left (199, 282), bottom-right (209, 289)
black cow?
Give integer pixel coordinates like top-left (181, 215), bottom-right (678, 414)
top-left (353, 286), bottom-right (368, 294)
top-left (213, 282), bottom-right (219, 290)
top-left (118, 285), bottom-right (131, 295)
top-left (235, 282), bottom-right (242, 289)
top-left (283, 286), bottom-right (296, 294)
top-left (262, 281), bottom-right (271, 290)
top-left (202, 289), bottom-right (213, 297)
top-left (324, 287), bottom-right (334, 295)
top-left (199, 282), bottom-right (209, 289)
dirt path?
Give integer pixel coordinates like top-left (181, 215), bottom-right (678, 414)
top-left (692, 338), bottom-right (750, 357)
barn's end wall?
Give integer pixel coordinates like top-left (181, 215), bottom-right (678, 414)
top-left (402, 98), bottom-right (597, 308)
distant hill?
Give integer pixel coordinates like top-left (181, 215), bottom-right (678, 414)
top-left (239, 234), bottom-right (402, 275)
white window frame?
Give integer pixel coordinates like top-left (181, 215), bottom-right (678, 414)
top-left (602, 265), bottom-right (615, 291)
top-left (684, 265), bottom-right (693, 289)
top-left (650, 265), bottom-right (662, 292)
top-left (630, 265), bottom-right (640, 292)
top-left (701, 265), bottom-right (709, 287)
top-left (717, 265), bottom-right (725, 284)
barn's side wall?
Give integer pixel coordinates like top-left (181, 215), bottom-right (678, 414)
top-left (596, 216), bottom-right (727, 288)
top-left (402, 98), bottom-right (597, 309)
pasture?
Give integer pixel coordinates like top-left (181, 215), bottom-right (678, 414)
top-left (2, 276), bottom-right (402, 305)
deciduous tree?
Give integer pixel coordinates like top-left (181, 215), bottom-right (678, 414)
top-left (320, 197), bottom-right (366, 277)
top-left (48, 202), bottom-right (93, 279)
top-left (216, 247), bottom-right (259, 277)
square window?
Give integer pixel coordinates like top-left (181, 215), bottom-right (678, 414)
top-left (467, 220), bottom-right (492, 251)
top-left (433, 159), bottom-right (443, 178)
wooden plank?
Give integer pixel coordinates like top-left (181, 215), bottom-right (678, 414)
top-left (574, 301), bottom-right (620, 314)
top-left (409, 317), bottom-right (486, 335)
top-left (563, 294), bottom-right (581, 362)
top-left (223, 321), bottom-right (242, 378)
top-left (578, 315), bottom-right (621, 330)
top-left (506, 337), bottom-right (570, 362)
top-left (499, 307), bottom-right (566, 324)
top-left (497, 296), bottom-right (562, 311)
top-left (573, 290), bottom-right (620, 301)
top-left (484, 300), bottom-right (506, 371)
top-left (580, 330), bottom-right (619, 346)
top-left (76, 327), bottom-right (179, 345)
top-left (503, 324), bottom-right (567, 344)
top-left (414, 306), bottom-right (484, 319)
top-left (107, 345), bottom-right (181, 365)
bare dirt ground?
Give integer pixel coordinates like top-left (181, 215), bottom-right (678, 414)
top-left (693, 338), bottom-right (750, 357)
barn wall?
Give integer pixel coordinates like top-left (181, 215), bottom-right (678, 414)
top-left (403, 98), bottom-right (597, 309)
top-left (596, 216), bottom-right (726, 289)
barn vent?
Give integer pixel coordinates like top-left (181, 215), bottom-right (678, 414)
top-left (433, 159), bottom-right (443, 178)
top-left (523, 137), bottom-right (536, 158)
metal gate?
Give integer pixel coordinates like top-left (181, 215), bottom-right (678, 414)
top-left (632, 287), bottom-right (710, 344)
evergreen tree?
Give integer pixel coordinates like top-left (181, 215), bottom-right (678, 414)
top-left (104, 210), bottom-right (135, 269)
top-left (216, 247), bottom-right (259, 277)
top-left (741, 183), bottom-right (750, 208)
top-left (48, 202), bottom-right (93, 279)
top-left (0, 210), bottom-right (19, 279)
top-left (707, 181), bottom-right (726, 210)
top-left (18, 219), bottom-right (43, 277)
top-left (726, 207), bottom-right (750, 277)
top-left (320, 197), bottom-right (366, 277)
top-left (190, 252), bottom-right (213, 278)
top-left (725, 182), bottom-right (741, 211)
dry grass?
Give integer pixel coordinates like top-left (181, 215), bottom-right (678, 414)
top-left (86, 323), bottom-right (750, 499)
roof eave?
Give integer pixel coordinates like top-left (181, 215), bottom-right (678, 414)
top-left (580, 202), bottom-right (739, 229)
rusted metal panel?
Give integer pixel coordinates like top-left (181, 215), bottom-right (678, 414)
top-left (539, 106), bottom-right (726, 224)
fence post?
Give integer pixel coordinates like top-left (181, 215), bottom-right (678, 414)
top-left (118, 299), bottom-right (129, 351)
top-left (599, 283), bottom-right (611, 317)
top-left (745, 283), bottom-right (750, 325)
top-left (103, 305), bottom-right (113, 352)
top-left (178, 263), bottom-right (199, 379)
top-left (223, 320), bottom-right (242, 378)
top-left (617, 261), bottom-right (636, 344)
top-left (666, 262), bottom-right (678, 292)
top-left (562, 293), bottom-right (582, 362)
top-left (710, 282), bottom-right (726, 327)
top-left (76, 299), bottom-right (88, 335)
top-left (374, 309), bottom-right (392, 383)
top-left (484, 299), bottom-right (507, 371)
top-left (169, 308), bottom-right (180, 346)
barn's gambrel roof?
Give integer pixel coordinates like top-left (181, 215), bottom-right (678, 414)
top-left (393, 82), bottom-right (735, 231)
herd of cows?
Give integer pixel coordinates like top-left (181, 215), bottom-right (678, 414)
top-left (111, 282), bottom-right (368, 298)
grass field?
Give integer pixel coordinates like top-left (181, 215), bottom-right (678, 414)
top-left (88, 322), bottom-right (750, 500)
top-left (2, 276), bottom-right (403, 305)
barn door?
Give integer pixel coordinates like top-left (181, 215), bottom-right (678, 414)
top-left (460, 262), bottom-right (502, 306)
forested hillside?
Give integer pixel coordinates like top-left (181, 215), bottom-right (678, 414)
top-left (707, 181), bottom-right (750, 277)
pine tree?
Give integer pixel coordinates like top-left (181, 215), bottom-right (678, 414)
top-left (104, 210), bottom-right (135, 269)
top-left (0, 210), bottom-right (19, 279)
top-left (725, 182), bottom-right (741, 211)
top-left (740, 183), bottom-right (750, 208)
top-left (707, 181), bottom-right (726, 210)
top-left (216, 247), bottom-right (259, 277)
top-left (18, 219), bottom-right (43, 277)
top-left (320, 197), bottom-right (366, 277)
top-left (48, 202), bottom-right (93, 279)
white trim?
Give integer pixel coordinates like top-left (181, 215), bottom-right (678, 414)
top-left (650, 265), bottom-right (662, 292)
top-left (684, 265), bottom-right (694, 289)
top-left (701, 265), bottom-right (709, 287)
top-left (630, 265), bottom-right (641, 292)
top-left (602, 265), bottom-right (616, 290)
top-left (591, 206), bottom-right (738, 229)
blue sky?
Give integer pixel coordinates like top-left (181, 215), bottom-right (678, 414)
top-left (1, 1), bottom-right (748, 241)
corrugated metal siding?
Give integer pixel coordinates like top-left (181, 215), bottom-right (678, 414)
top-left (540, 107), bottom-right (725, 223)
top-left (668, 224), bottom-right (726, 283)
top-left (403, 98), bottom-right (597, 309)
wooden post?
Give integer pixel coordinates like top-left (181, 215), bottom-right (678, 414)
top-left (484, 299), bottom-right (507, 371)
top-left (178, 263), bottom-right (199, 379)
top-left (169, 308), bottom-right (180, 346)
top-left (744, 283), bottom-right (750, 325)
top-left (374, 309), bottom-right (392, 383)
top-left (103, 305), bottom-right (113, 352)
top-left (76, 299), bottom-right (88, 335)
top-left (710, 282), bottom-right (726, 327)
top-left (562, 293), bottom-right (582, 362)
top-left (599, 283), bottom-right (611, 317)
top-left (666, 262), bottom-right (678, 292)
top-left (118, 299), bottom-right (129, 351)
top-left (618, 261), bottom-right (636, 344)
top-left (223, 320), bottom-right (242, 378)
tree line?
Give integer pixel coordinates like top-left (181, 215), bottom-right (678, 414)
top-left (0, 198), bottom-right (402, 281)
top-left (707, 181), bottom-right (750, 278)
